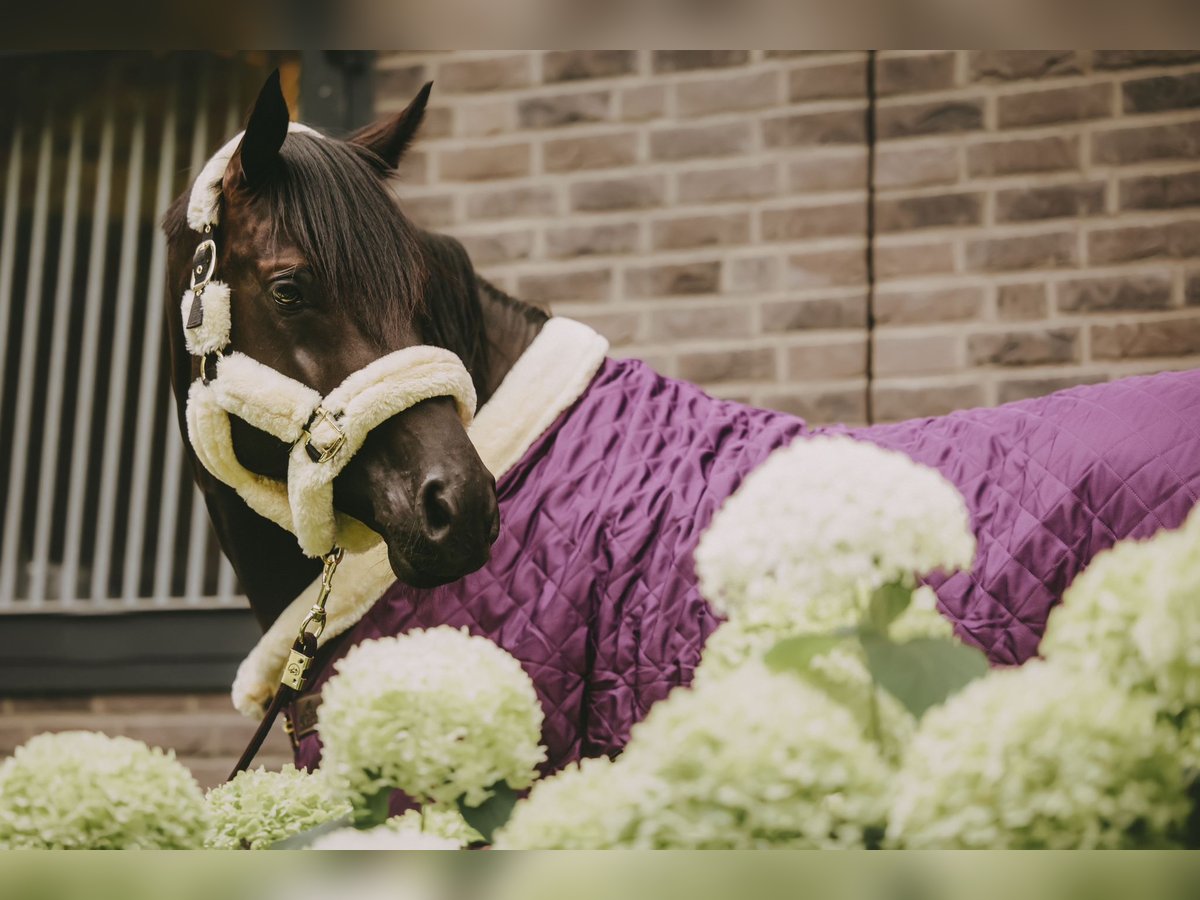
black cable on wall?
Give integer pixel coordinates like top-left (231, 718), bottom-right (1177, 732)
top-left (864, 50), bottom-right (878, 425)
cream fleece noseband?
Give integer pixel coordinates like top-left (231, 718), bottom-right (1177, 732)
top-left (182, 123), bottom-right (476, 557)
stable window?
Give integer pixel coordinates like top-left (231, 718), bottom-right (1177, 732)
top-left (0, 51), bottom-right (375, 692)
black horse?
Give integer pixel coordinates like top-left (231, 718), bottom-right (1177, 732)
top-left (164, 73), bottom-right (544, 629)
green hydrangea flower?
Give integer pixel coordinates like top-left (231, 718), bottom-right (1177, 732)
top-left (204, 764), bottom-right (351, 849)
top-left (0, 731), bottom-right (206, 849)
top-left (887, 661), bottom-right (1190, 848)
top-left (318, 626), bottom-right (547, 809)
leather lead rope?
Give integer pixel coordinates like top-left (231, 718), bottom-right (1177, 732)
top-left (227, 548), bottom-right (344, 781)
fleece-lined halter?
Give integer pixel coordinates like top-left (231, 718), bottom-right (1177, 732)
top-left (181, 124), bottom-right (477, 559)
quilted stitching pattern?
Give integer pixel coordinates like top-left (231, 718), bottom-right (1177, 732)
top-left (840, 369), bottom-right (1200, 664)
top-left (293, 358), bottom-right (1200, 779)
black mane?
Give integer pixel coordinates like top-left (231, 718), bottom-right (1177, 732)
top-left (162, 130), bottom-right (550, 391)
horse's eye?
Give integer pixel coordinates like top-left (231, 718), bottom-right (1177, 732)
top-left (270, 281), bottom-right (304, 309)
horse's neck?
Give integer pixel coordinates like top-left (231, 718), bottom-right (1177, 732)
top-left (412, 229), bottom-right (546, 407)
top-left (474, 277), bottom-right (547, 405)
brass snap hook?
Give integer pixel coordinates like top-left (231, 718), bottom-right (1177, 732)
top-left (283, 547), bottom-right (344, 692)
top-left (296, 547), bottom-right (345, 642)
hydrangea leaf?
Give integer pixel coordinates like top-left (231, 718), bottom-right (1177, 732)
top-left (355, 786), bottom-right (393, 830)
top-left (861, 634), bottom-right (988, 719)
top-left (867, 582), bottom-right (912, 632)
top-left (457, 781), bottom-right (519, 845)
top-left (764, 630), bottom-right (852, 674)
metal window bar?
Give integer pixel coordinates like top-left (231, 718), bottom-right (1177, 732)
top-left (0, 117), bottom-right (54, 605)
top-left (60, 94), bottom-right (116, 608)
top-left (28, 112), bottom-right (85, 605)
top-left (88, 98), bottom-right (146, 604)
top-left (0, 126), bottom-right (23, 573)
top-left (151, 65), bottom-right (209, 606)
top-left (121, 81), bottom-right (178, 605)
top-left (0, 54), bottom-right (276, 613)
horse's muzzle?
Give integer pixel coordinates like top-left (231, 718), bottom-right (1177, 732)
top-left (336, 398), bottom-right (501, 588)
top-left (391, 468), bottom-right (500, 587)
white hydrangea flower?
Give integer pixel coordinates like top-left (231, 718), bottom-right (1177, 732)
top-left (311, 826), bottom-right (460, 850)
top-left (385, 807), bottom-right (481, 847)
top-left (318, 627), bottom-right (547, 809)
top-left (1042, 510), bottom-right (1200, 763)
top-left (505, 664), bottom-right (894, 850)
top-left (695, 626), bottom-right (912, 757)
top-left (623, 665), bottom-right (892, 848)
top-left (695, 436), bottom-right (975, 628)
top-left (695, 586), bottom-right (954, 759)
top-left (495, 756), bottom-right (653, 849)
top-left (0, 731), bottom-right (207, 849)
top-left (888, 661), bottom-right (1189, 849)
top-left (629, 664), bottom-right (890, 848)
top-left (204, 765), bottom-right (351, 850)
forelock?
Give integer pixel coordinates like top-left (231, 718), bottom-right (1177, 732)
top-left (255, 133), bottom-right (425, 336)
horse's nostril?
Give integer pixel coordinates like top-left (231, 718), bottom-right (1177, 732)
top-left (419, 477), bottom-right (454, 538)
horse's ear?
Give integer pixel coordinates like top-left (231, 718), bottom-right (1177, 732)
top-left (348, 81), bottom-right (432, 168)
top-left (231, 69), bottom-right (289, 187)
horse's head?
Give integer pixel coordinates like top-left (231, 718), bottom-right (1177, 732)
top-left (173, 73), bottom-right (498, 587)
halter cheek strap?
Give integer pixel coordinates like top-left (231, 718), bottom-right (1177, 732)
top-left (181, 123), bottom-right (477, 558)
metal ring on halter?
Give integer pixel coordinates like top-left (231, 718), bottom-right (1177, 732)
top-left (297, 608), bottom-right (327, 642)
top-left (200, 351), bottom-right (220, 385)
top-left (300, 407), bottom-right (347, 464)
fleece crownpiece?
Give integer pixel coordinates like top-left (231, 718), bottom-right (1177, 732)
top-left (181, 122), bottom-right (477, 557)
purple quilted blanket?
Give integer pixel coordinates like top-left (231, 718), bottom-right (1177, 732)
top-left (291, 357), bottom-right (1200, 776)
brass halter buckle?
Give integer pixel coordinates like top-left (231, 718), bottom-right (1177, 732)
top-left (301, 407), bottom-right (347, 464)
top-left (281, 547), bottom-right (345, 691)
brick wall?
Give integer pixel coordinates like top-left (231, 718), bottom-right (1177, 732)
top-left (6, 50), bottom-right (1200, 788)
top-left (380, 49), bottom-right (1200, 423)
top-left (871, 50), bottom-right (1200, 417)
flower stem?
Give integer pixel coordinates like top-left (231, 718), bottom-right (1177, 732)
top-left (859, 639), bottom-right (887, 756)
